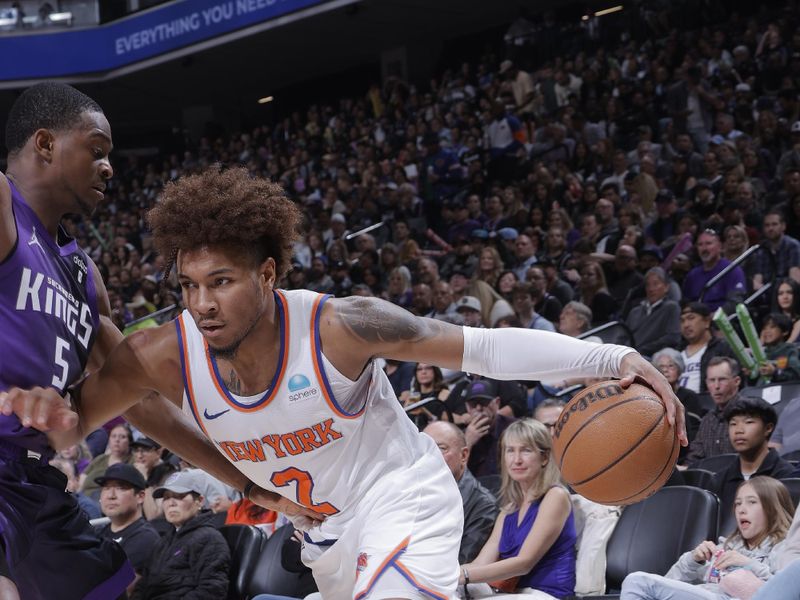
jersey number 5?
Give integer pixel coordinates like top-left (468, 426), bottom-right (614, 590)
top-left (52, 336), bottom-right (70, 391)
top-left (270, 467), bottom-right (339, 515)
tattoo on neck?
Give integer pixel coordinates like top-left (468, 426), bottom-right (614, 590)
top-left (228, 370), bottom-right (242, 394)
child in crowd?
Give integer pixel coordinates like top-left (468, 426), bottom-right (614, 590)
top-left (749, 313), bottom-right (800, 386)
top-left (459, 419), bottom-right (576, 599)
top-left (620, 476), bottom-right (794, 600)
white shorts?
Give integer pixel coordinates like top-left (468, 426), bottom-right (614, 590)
top-left (301, 451), bottom-right (463, 600)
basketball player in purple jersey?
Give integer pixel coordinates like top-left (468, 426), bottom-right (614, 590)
top-left (0, 83), bottom-right (321, 600)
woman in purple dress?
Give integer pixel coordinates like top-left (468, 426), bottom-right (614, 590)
top-left (459, 419), bottom-right (576, 599)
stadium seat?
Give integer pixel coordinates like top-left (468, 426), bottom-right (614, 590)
top-left (693, 453), bottom-right (737, 474)
top-left (780, 478), bottom-right (800, 509)
top-left (219, 525), bottom-right (266, 600)
top-left (478, 474), bottom-right (501, 498)
top-left (576, 486), bottom-right (719, 598)
top-left (245, 524), bottom-right (306, 599)
top-left (781, 449), bottom-right (800, 463)
top-left (740, 382), bottom-right (800, 416)
top-left (681, 468), bottom-right (716, 491)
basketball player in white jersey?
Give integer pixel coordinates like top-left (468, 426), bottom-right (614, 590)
top-left (3, 167), bottom-right (686, 600)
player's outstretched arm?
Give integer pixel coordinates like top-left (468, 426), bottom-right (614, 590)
top-left (325, 296), bottom-right (686, 444)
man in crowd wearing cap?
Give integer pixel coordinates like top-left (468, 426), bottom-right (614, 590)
top-left (329, 260), bottom-right (353, 297)
top-left (95, 464), bottom-right (160, 594)
top-left (131, 437), bottom-right (162, 483)
top-left (682, 228), bottom-right (746, 311)
top-left (423, 421), bottom-right (498, 563)
top-left (753, 209), bottom-right (800, 289)
top-left (462, 379), bottom-right (516, 477)
top-left (455, 296), bottom-right (484, 328)
top-left (678, 301), bottom-right (736, 394)
top-left (134, 471), bottom-right (230, 600)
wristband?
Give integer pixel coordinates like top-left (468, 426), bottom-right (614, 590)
top-left (243, 480), bottom-right (256, 500)
top-left (462, 567), bottom-right (470, 586)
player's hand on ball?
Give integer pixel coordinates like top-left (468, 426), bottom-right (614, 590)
top-left (0, 387), bottom-right (79, 432)
top-left (692, 540), bottom-right (717, 563)
top-left (618, 353), bottom-right (687, 446)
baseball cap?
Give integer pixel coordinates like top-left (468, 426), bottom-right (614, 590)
top-left (94, 463), bottom-right (147, 490)
top-left (131, 437), bottom-right (160, 451)
top-left (331, 213), bottom-right (346, 224)
top-left (735, 83), bottom-right (751, 93)
top-left (499, 59), bottom-right (513, 74)
top-left (709, 135), bottom-right (726, 146)
top-left (465, 379), bottom-right (498, 403)
top-left (153, 470), bottom-right (205, 499)
top-left (681, 301), bottom-right (711, 317)
top-left (792, 121), bottom-right (800, 134)
top-left (455, 296), bottom-right (482, 313)
top-left (470, 229), bottom-right (489, 240)
top-left (497, 227), bottom-right (519, 241)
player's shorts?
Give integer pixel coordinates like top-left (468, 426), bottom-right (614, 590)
top-left (0, 442), bottom-right (134, 600)
top-left (301, 450), bottom-right (463, 600)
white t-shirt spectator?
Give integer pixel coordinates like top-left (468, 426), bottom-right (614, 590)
top-left (679, 347), bottom-right (706, 393)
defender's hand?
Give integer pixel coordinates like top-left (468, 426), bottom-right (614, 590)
top-left (0, 387), bottom-right (79, 432)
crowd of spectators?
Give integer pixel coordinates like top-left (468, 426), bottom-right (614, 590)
top-left (37, 0), bottom-right (800, 597)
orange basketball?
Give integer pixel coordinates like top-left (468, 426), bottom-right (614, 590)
top-left (551, 381), bottom-right (679, 506)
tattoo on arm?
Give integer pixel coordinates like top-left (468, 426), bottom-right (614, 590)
top-left (227, 370), bottom-right (242, 394)
top-left (337, 297), bottom-right (444, 345)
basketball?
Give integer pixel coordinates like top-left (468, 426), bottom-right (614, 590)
top-left (551, 381), bottom-right (679, 506)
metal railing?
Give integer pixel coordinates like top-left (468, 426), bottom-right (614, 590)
top-left (124, 304), bottom-right (178, 328)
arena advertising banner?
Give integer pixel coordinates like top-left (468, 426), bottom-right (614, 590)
top-left (0, 0), bottom-right (327, 82)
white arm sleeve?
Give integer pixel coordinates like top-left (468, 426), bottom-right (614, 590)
top-left (461, 327), bottom-right (636, 381)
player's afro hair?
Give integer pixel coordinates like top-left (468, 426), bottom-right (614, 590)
top-left (5, 82), bottom-right (103, 156)
top-left (148, 165), bottom-right (302, 280)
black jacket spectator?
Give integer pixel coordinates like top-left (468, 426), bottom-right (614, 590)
top-left (458, 469), bottom-right (499, 563)
top-left (95, 517), bottom-right (159, 576)
top-left (132, 511), bottom-right (230, 600)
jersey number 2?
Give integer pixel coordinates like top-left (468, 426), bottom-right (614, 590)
top-left (270, 467), bottom-right (339, 515)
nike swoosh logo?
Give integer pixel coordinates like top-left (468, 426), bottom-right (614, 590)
top-left (203, 408), bottom-right (231, 420)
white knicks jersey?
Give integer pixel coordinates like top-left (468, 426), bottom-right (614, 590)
top-left (175, 288), bottom-right (439, 525)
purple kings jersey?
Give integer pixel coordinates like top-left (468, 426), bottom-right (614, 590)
top-left (0, 181), bottom-right (99, 452)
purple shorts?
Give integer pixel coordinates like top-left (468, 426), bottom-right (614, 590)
top-left (0, 443), bottom-right (134, 600)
